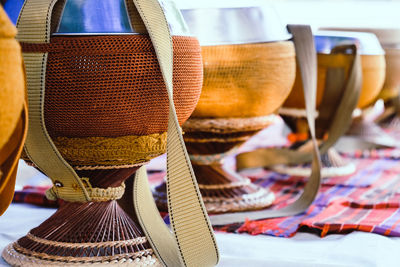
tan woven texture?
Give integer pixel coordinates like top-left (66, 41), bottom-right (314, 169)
top-left (284, 53), bottom-right (385, 109)
top-left (52, 133), bottom-right (167, 166)
top-left (192, 41), bottom-right (296, 118)
top-left (21, 35), bottom-right (202, 138)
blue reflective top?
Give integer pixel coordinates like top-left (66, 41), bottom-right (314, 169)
top-left (4, 0), bottom-right (24, 25)
top-left (315, 31), bottom-right (384, 55)
top-left (58, 0), bottom-right (133, 34)
top-left (4, 0), bottom-right (191, 36)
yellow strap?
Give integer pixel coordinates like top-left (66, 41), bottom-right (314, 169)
top-left (131, 0), bottom-right (218, 266)
top-left (16, 0), bottom-right (90, 202)
top-left (210, 25), bottom-right (322, 225)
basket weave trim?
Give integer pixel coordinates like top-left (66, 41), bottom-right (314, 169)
top-left (189, 147), bottom-right (238, 165)
top-left (52, 133), bottom-right (167, 166)
top-left (278, 107), bottom-right (319, 118)
top-left (25, 233), bottom-right (147, 248)
top-left (271, 162), bottom-right (356, 178)
top-left (198, 178), bottom-right (251, 190)
top-left (3, 243), bottom-right (160, 266)
top-left (73, 162), bottom-right (146, 170)
top-left (203, 188), bottom-right (275, 214)
top-left (24, 160), bottom-right (146, 170)
top-left (46, 180), bottom-right (126, 202)
top-left (184, 135), bottom-right (250, 143)
top-left (182, 115), bottom-right (278, 133)
top-left (13, 243), bottom-right (153, 263)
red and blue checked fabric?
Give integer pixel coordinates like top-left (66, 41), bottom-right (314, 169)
top-left (13, 157), bottom-right (400, 237)
top-left (13, 185), bottom-right (60, 207)
top-left (215, 156), bottom-right (400, 237)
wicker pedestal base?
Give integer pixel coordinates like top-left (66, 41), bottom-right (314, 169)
top-left (154, 163), bottom-right (275, 214)
top-left (347, 117), bottom-right (399, 148)
top-left (154, 116), bottom-right (277, 214)
top-left (271, 148), bottom-right (356, 178)
top-left (2, 201), bottom-right (160, 266)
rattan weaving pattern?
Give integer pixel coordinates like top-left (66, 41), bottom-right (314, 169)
top-left (182, 115), bottom-right (278, 134)
top-left (50, 132), bottom-right (167, 166)
top-left (2, 244), bottom-right (160, 266)
top-left (202, 187), bottom-right (275, 214)
top-left (21, 35), bottom-right (202, 138)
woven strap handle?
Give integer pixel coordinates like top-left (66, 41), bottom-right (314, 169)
top-left (210, 25), bottom-right (322, 225)
top-left (16, 0), bottom-right (92, 202)
top-left (317, 45), bottom-right (362, 153)
top-left (131, 0), bottom-right (218, 266)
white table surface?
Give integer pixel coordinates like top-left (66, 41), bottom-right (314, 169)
top-left (1, 203), bottom-right (399, 267)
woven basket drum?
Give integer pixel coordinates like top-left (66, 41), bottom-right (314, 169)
top-left (2, 0), bottom-right (203, 266)
top-left (321, 27), bottom-right (400, 102)
top-left (0, 6), bottom-right (26, 216)
top-left (153, 7), bottom-right (296, 214)
top-left (277, 31), bottom-right (385, 177)
top-left (321, 27), bottom-right (400, 130)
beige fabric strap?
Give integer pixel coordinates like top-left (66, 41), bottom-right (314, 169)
top-left (16, 0), bottom-right (90, 202)
top-left (318, 45), bottom-right (362, 153)
top-left (210, 25), bottom-right (322, 225)
top-left (131, 0), bottom-right (218, 266)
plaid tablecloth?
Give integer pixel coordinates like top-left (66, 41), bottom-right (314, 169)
top-left (13, 120), bottom-right (400, 238)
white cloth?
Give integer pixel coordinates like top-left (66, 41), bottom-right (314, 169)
top-left (1, 203), bottom-right (399, 267)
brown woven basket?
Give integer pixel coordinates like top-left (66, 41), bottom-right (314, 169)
top-left (2, 1), bottom-right (203, 265)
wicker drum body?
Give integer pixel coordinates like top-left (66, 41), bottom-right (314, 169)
top-left (285, 52), bottom-right (385, 110)
top-left (320, 27), bottom-right (400, 101)
top-left (0, 6), bottom-right (26, 216)
top-left (320, 27), bottom-right (400, 131)
top-left (277, 31), bottom-right (385, 177)
top-left (154, 6), bottom-right (296, 214)
top-left (2, 0), bottom-right (202, 266)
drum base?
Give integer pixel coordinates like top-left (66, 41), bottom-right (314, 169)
top-left (376, 96), bottom-right (400, 132)
top-left (271, 148), bottom-right (356, 178)
top-left (2, 201), bottom-right (160, 266)
top-left (153, 163), bottom-right (275, 214)
top-left (347, 117), bottom-right (399, 149)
